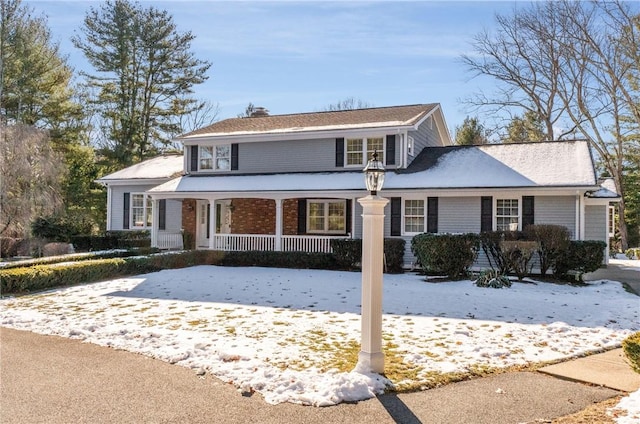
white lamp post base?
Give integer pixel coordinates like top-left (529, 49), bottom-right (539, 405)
top-left (355, 194), bottom-right (389, 375)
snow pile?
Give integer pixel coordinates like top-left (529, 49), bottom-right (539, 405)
top-left (1, 265), bottom-right (638, 407)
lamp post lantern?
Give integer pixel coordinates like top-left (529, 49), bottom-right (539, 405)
top-left (356, 151), bottom-right (388, 375)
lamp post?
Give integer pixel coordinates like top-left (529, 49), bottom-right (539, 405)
top-left (356, 151), bottom-right (388, 375)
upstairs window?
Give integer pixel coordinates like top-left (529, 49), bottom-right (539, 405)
top-left (496, 199), bottom-right (519, 231)
top-left (345, 137), bottom-right (384, 166)
top-left (199, 145), bottom-right (231, 171)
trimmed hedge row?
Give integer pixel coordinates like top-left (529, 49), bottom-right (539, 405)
top-left (0, 248), bottom-right (158, 270)
top-left (1, 250), bottom-right (225, 294)
top-left (411, 233), bottom-right (480, 279)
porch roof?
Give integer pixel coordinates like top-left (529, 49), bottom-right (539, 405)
top-left (148, 140), bottom-right (598, 195)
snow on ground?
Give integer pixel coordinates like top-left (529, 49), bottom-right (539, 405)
top-left (1, 265), bottom-right (639, 407)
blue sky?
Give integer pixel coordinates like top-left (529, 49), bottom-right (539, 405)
top-left (25, 1), bottom-right (522, 134)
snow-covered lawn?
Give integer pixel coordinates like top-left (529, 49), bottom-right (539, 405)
top-left (1, 265), bottom-right (638, 407)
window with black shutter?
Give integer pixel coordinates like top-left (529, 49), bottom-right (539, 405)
top-left (297, 199), bottom-right (307, 234)
top-left (390, 197), bottom-right (402, 236)
top-left (231, 143), bottom-right (239, 170)
top-left (123, 192), bottom-right (130, 229)
top-left (335, 138), bottom-right (344, 167)
top-left (190, 146), bottom-right (198, 172)
top-left (481, 196), bottom-right (493, 232)
top-left (158, 199), bottom-right (166, 230)
top-left (427, 197), bottom-right (438, 233)
top-left (385, 135), bottom-right (396, 166)
top-left (522, 196), bottom-right (534, 229)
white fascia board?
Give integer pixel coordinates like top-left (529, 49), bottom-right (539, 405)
top-left (95, 178), bottom-right (172, 187)
top-left (179, 125), bottom-right (416, 145)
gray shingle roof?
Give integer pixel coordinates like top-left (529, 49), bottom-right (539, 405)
top-left (179, 104), bottom-right (438, 139)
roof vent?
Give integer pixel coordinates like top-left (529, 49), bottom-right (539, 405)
top-left (250, 107), bottom-right (269, 117)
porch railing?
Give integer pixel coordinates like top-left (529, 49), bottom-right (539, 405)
top-left (210, 234), bottom-right (340, 253)
top-left (157, 230), bottom-right (184, 250)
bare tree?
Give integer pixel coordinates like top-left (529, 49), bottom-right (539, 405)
top-left (0, 124), bottom-right (64, 236)
top-left (461, 0), bottom-right (640, 249)
top-left (322, 97), bottom-right (373, 111)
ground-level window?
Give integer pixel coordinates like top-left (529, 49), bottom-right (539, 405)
top-left (199, 144), bottom-right (231, 171)
top-left (496, 199), bottom-right (519, 231)
top-left (345, 137), bottom-right (384, 166)
top-left (404, 199), bottom-right (425, 234)
top-left (131, 193), bottom-right (152, 228)
top-left (307, 200), bottom-right (346, 234)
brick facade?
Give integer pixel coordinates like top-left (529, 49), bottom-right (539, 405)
top-left (181, 199), bottom-right (197, 249)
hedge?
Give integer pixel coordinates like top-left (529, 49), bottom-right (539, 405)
top-left (218, 250), bottom-right (340, 270)
top-left (330, 238), bottom-right (406, 274)
top-left (553, 240), bottom-right (606, 279)
top-left (411, 233), bottom-right (479, 279)
top-left (0, 250), bottom-right (224, 294)
top-left (623, 332), bottom-right (640, 374)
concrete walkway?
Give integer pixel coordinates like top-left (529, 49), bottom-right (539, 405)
top-left (0, 327), bottom-right (629, 424)
top-left (584, 259), bottom-right (640, 295)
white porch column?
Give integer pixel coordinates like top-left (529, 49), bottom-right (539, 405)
top-left (275, 198), bottom-right (283, 251)
top-left (209, 199), bottom-right (217, 249)
top-left (151, 199), bottom-right (159, 248)
top-left (355, 195), bottom-right (389, 375)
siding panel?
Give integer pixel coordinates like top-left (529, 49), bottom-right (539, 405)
top-left (439, 197), bottom-right (481, 234)
top-left (585, 205), bottom-right (607, 242)
top-left (535, 196), bottom-right (576, 238)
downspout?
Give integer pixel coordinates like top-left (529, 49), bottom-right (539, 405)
top-left (106, 186), bottom-right (112, 231)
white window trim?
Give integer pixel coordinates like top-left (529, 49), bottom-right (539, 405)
top-left (402, 197), bottom-right (426, 236)
top-left (495, 197), bottom-right (521, 231)
top-left (344, 137), bottom-right (386, 168)
top-left (306, 199), bottom-right (347, 234)
top-left (608, 205), bottom-right (616, 237)
top-left (198, 144), bottom-right (231, 172)
top-left (130, 193), bottom-right (152, 229)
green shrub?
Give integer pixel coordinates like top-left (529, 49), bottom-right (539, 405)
top-left (219, 250), bottom-right (339, 270)
top-left (330, 238), bottom-right (405, 273)
top-left (474, 269), bottom-right (512, 288)
top-left (383, 238), bottom-right (406, 274)
top-left (553, 240), bottom-right (606, 281)
top-left (524, 224), bottom-right (571, 276)
top-left (411, 233), bottom-right (479, 279)
top-left (625, 248), bottom-right (640, 260)
top-left (623, 332), bottom-right (640, 374)
top-left (500, 240), bottom-right (537, 281)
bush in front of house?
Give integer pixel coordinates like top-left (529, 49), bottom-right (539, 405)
top-left (553, 240), bottom-right (607, 281)
top-left (0, 250), bottom-right (225, 294)
top-left (500, 240), bottom-right (537, 281)
top-left (219, 250), bottom-right (340, 270)
top-left (524, 224), bottom-right (571, 276)
top-left (474, 269), bottom-right (512, 289)
top-left (330, 238), bottom-right (405, 273)
top-left (479, 231), bottom-right (524, 275)
top-left (411, 233), bottom-right (480, 279)
top-left (625, 247), bottom-right (640, 260)
top-left (383, 238), bottom-right (406, 274)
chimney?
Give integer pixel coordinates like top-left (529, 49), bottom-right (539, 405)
top-left (250, 107), bottom-right (269, 117)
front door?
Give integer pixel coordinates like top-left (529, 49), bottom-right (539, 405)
top-left (196, 200), bottom-right (210, 248)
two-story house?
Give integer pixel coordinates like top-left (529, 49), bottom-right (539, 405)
top-left (97, 103), bottom-right (617, 266)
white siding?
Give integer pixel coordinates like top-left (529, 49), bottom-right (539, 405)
top-left (240, 138), bottom-right (336, 173)
top-left (585, 205), bottom-right (607, 242)
top-left (438, 197), bottom-right (481, 234)
top-left (407, 116), bottom-right (444, 164)
top-left (165, 199), bottom-right (183, 230)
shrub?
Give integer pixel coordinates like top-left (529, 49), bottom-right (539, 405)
top-left (524, 224), bottom-right (571, 276)
top-left (330, 239), bottom-right (362, 270)
top-left (500, 240), bottom-right (537, 281)
top-left (474, 269), bottom-right (512, 288)
top-left (553, 240), bottom-right (606, 281)
top-left (479, 231), bottom-right (524, 275)
top-left (219, 250), bottom-right (339, 270)
top-left (383, 238), bottom-right (406, 274)
top-left (623, 332), bottom-right (640, 374)
top-left (42, 243), bottom-right (75, 257)
top-left (1, 237), bottom-right (21, 258)
top-left (411, 233), bottom-right (479, 279)
top-left (625, 248), bottom-right (640, 260)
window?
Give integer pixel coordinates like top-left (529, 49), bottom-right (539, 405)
top-left (404, 199), bottom-right (425, 234)
top-left (496, 199), bottom-right (519, 231)
top-left (307, 200), bottom-right (346, 234)
top-left (131, 193), bottom-right (152, 228)
top-left (345, 137), bottom-right (384, 166)
top-left (199, 144), bottom-right (231, 171)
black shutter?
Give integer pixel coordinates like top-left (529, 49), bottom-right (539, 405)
top-left (190, 145), bottom-right (198, 172)
top-left (158, 199), bottom-right (166, 230)
top-left (427, 197), bottom-right (438, 233)
top-left (385, 135), bottom-right (396, 166)
top-left (390, 197), bottom-right (402, 236)
top-left (231, 143), bottom-right (239, 170)
top-left (345, 199), bottom-right (352, 235)
top-left (206, 203), bottom-right (211, 238)
top-left (522, 196), bottom-right (535, 229)
top-left (335, 138), bottom-right (344, 167)
top-left (123, 192), bottom-right (130, 229)
top-left (297, 199), bottom-right (307, 234)
top-left (481, 196), bottom-right (493, 232)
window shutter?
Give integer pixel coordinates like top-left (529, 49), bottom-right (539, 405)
top-left (297, 199), bottom-right (307, 234)
top-left (231, 143), bottom-right (239, 170)
top-left (335, 138), bottom-right (344, 167)
top-left (345, 199), bottom-right (352, 234)
top-left (158, 199), bottom-right (166, 230)
top-left (206, 203), bottom-right (211, 238)
top-left (390, 197), bottom-right (401, 236)
top-left (190, 146), bottom-right (198, 172)
top-left (427, 197), bottom-right (438, 233)
top-left (522, 196), bottom-right (534, 229)
top-left (385, 135), bottom-right (396, 166)
top-left (481, 196), bottom-right (493, 232)
top-left (123, 192), bottom-right (130, 230)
